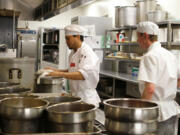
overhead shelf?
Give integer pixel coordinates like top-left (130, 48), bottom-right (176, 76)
top-left (107, 26), bottom-right (137, 32)
top-left (100, 70), bottom-right (138, 84)
top-left (42, 0), bottom-right (96, 20)
top-left (104, 57), bottom-right (140, 62)
top-left (107, 42), bottom-right (139, 46)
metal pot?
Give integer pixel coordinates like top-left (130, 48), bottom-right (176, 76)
top-left (105, 118), bottom-right (157, 135)
top-left (147, 10), bottom-right (166, 22)
top-left (0, 97), bottom-right (48, 133)
top-left (136, 0), bottom-right (157, 22)
top-left (173, 29), bottom-right (180, 42)
top-left (103, 98), bottom-right (159, 122)
top-left (35, 76), bottom-right (64, 93)
top-left (46, 102), bottom-right (96, 133)
top-left (115, 6), bottom-right (120, 28)
top-left (119, 6), bottom-right (137, 27)
top-left (0, 94), bottom-right (39, 101)
top-left (42, 95), bottom-right (81, 106)
top-left (0, 58), bottom-right (35, 90)
top-left (0, 87), bottom-right (31, 94)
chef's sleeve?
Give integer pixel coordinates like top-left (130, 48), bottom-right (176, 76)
top-left (138, 55), bottom-right (158, 84)
top-left (78, 53), bottom-right (100, 88)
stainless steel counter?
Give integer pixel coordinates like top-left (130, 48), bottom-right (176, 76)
top-left (100, 70), bottom-right (138, 84)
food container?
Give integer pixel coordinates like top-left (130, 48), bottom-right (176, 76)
top-left (103, 98), bottom-right (159, 121)
top-left (103, 98), bottom-right (159, 135)
top-left (105, 118), bottom-right (157, 134)
top-left (147, 10), bottom-right (167, 22)
top-left (118, 6), bottom-right (137, 27)
top-left (0, 97), bottom-right (48, 133)
top-left (35, 76), bottom-right (64, 93)
top-left (46, 102), bottom-right (96, 133)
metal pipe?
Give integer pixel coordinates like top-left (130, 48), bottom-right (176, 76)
top-left (13, 10), bottom-right (15, 50)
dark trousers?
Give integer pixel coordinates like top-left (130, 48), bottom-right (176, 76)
top-left (158, 116), bottom-right (178, 135)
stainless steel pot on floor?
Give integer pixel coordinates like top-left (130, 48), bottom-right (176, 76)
top-left (103, 98), bottom-right (159, 134)
top-left (46, 102), bottom-right (96, 133)
top-left (0, 97), bottom-right (48, 133)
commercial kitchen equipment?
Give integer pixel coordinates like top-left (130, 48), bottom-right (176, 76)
top-left (115, 6), bottom-right (137, 27)
top-left (46, 102), bottom-right (96, 133)
top-left (34, 76), bottom-right (64, 93)
top-left (71, 16), bottom-right (112, 36)
top-left (136, 0), bottom-right (157, 22)
top-left (147, 10), bottom-right (167, 22)
top-left (103, 98), bottom-right (159, 134)
top-left (38, 28), bottom-right (68, 70)
top-left (17, 29), bottom-right (37, 58)
top-left (0, 58), bottom-right (35, 90)
top-left (0, 97), bottom-right (49, 133)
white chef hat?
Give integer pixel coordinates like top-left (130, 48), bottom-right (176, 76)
top-left (64, 24), bottom-right (88, 36)
top-left (137, 21), bottom-right (159, 35)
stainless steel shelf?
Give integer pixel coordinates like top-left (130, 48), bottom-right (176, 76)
top-left (156, 20), bottom-right (180, 26)
top-left (107, 26), bottom-right (137, 31)
top-left (107, 42), bottom-right (139, 46)
top-left (100, 70), bottom-right (138, 84)
top-left (104, 57), bottom-right (140, 62)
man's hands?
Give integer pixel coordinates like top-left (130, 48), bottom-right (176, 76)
top-left (44, 67), bottom-right (59, 72)
top-left (47, 71), bottom-right (64, 77)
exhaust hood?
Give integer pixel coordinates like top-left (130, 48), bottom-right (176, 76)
top-left (0, 0), bottom-right (43, 20)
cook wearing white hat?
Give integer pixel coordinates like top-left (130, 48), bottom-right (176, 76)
top-left (45, 24), bottom-right (101, 107)
top-left (64, 24), bottom-right (88, 36)
top-left (137, 21), bottom-right (180, 135)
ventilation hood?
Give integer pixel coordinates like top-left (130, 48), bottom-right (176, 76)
top-left (0, 0), bottom-right (43, 20)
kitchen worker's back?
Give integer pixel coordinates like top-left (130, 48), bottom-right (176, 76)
top-left (138, 22), bottom-right (180, 121)
top-left (65, 24), bottom-right (101, 107)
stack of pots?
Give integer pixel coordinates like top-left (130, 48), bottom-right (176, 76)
top-left (115, 6), bottom-right (137, 27)
top-left (136, 0), bottom-right (157, 23)
top-left (103, 98), bottom-right (159, 135)
top-left (0, 97), bottom-right (48, 133)
top-left (46, 102), bottom-right (96, 133)
top-left (147, 10), bottom-right (167, 22)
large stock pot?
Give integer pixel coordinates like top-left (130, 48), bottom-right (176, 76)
top-left (0, 97), bottom-right (48, 133)
top-left (136, 0), bottom-right (157, 22)
top-left (103, 98), bottom-right (159, 134)
top-left (46, 102), bottom-right (96, 133)
top-left (118, 6), bottom-right (137, 27)
top-left (0, 58), bottom-right (35, 90)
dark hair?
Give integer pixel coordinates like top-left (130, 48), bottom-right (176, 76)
top-left (140, 33), bottom-right (158, 42)
top-left (73, 35), bottom-right (84, 42)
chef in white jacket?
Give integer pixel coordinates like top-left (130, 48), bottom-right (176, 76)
top-left (137, 21), bottom-right (180, 135)
top-left (46, 24), bottom-right (101, 107)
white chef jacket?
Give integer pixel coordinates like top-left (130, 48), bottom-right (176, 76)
top-left (138, 41), bottom-right (180, 121)
top-left (68, 42), bottom-right (101, 107)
